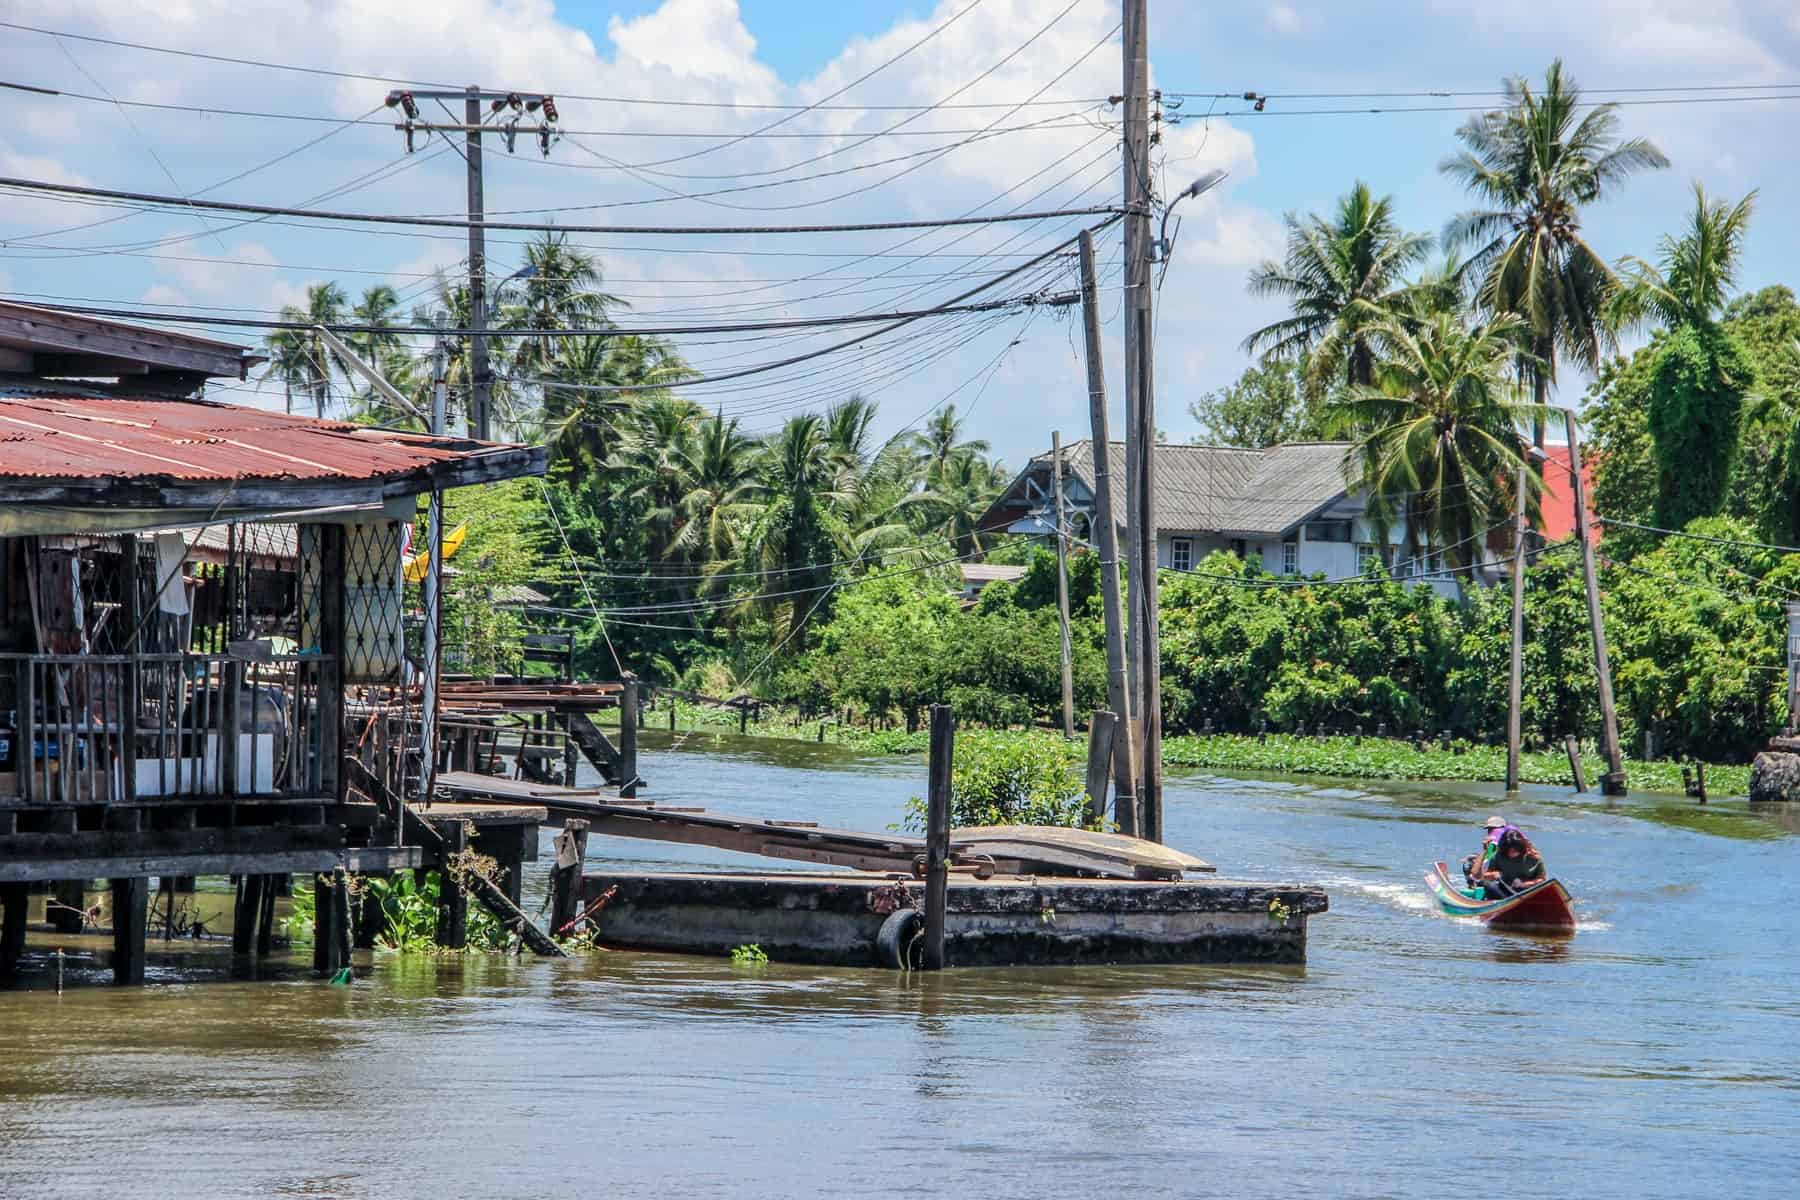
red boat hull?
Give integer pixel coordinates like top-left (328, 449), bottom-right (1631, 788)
top-left (1426, 862), bottom-right (1577, 935)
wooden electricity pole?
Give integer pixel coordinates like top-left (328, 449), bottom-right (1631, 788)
top-left (1051, 431), bottom-right (1075, 739)
top-left (1563, 411), bottom-right (1627, 795)
top-left (1079, 229), bottom-right (1139, 834)
top-left (1121, 0), bottom-right (1163, 841)
top-left (1505, 462), bottom-right (1528, 792)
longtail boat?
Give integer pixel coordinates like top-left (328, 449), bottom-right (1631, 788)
top-left (1425, 861), bottom-right (1576, 935)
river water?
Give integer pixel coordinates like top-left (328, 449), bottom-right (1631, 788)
top-left (2, 731), bottom-right (1795, 1199)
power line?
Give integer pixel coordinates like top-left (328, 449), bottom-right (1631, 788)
top-left (1168, 81), bottom-right (1800, 102)
top-left (1596, 518), bottom-right (1800, 558)
top-left (1164, 92), bottom-right (1800, 120)
top-left (0, 19), bottom-right (1106, 110)
top-left (0, 175), bottom-right (1120, 236)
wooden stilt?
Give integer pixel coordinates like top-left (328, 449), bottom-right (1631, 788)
top-left (549, 819), bottom-right (590, 936)
top-left (48, 879), bottom-right (86, 935)
top-left (1, 883), bottom-right (28, 977)
top-left (232, 874), bottom-right (265, 955)
top-left (922, 704), bottom-right (954, 972)
top-left (110, 877), bottom-right (148, 986)
top-left (332, 874), bottom-right (352, 970)
top-left (311, 872), bottom-right (340, 975)
top-left (256, 875), bottom-right (278, 957)
top-left (436, 822), bottom-right (469, 950)
top-left (354, 875), bottom-right (384, 949)
top-left (619, 678), bottom-right (639, 798)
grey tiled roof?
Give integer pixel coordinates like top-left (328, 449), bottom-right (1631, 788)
top-left (1016, 439), bottom-right (1356, 537)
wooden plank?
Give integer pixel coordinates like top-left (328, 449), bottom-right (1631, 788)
top-left (0, 846), bottom-right (419, 885)
top-left (0, 302), bottom-right (253, 378)
top-left (549, 819), bottom-right (589, 936)
top-left (1084, 709), bottom-right (1118, 826)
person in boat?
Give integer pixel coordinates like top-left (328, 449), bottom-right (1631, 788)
top-left (1462, 816), bottom-right (1511, 886)
top-left (1479, 827), bottom-right (1546, 899)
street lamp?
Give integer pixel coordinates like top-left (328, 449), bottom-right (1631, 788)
top-left (1156, 168), bottom-right (1228, 262)
top-left (487, 263), bottom-right (537, 320)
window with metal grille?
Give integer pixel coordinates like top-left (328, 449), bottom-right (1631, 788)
top-left (1282, 541), bottom-right (1297, 574)
top-left (1171, 537), bottom-right (1192, 572)
top-left (1304, 520), bottom-right (1352, 543)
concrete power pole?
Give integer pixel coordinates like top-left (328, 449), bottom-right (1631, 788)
top-left (1121, 0), bottom-right (1163, 841)
top-left (1505, 461), bottom-right (1528, 792)
top-left (1563, 410), bottom-right (1627, 795)
top-left (1051, 431), bottom-right (1076, 739)
top-left (385, 86), bottom-right (562, 441)
top-left (1078, 228), bottom-right (1139, 834)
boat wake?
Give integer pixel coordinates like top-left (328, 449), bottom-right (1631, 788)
top-left (1314, 875), bottom-right (1436, 914)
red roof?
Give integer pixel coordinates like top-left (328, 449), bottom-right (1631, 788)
top-left (1538, 444), bottom-right (1597, 544)
top-left (0, 390), bottom-right (504, 483)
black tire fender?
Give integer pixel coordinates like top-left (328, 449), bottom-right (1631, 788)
top-left (875, 907), bottom-right (924, 969)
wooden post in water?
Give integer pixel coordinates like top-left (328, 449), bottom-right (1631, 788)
top-left (256, 875), bottom-right (278, 957)
top-left (1084, 710), bottom-right (1118, 827)
top-left (1506, 462), bottom-right (1529, 792)
top-left (1078, 228), bottom-right (1139, 836)
top-left (1565, 735), bottom-right (1588, 794)
top-left (1051, 431), bottom-right (1076, 739)
top-left (922, 703), bottom-right (954, 972)
top-left (1563, 411), bottom-right (1626, 795)
top-left (436, 822), bottom-right (469, 951)
top-left (549, 818), bottom-right (590, 936)
top-left (332, 873), bottom-right (353, 969)
top-left (232, 874), bottom-right (265, 955)
top-left (0, 883), bottom-right (26, 978)
top-left (619, 678), bottom-right (639, 798)
top-left (110, 877), bottom-right (148, 986)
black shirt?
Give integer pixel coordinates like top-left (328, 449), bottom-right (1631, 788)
top-left (1491, 850), bottom-right (1545, 885)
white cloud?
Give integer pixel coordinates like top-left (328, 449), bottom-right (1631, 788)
top-left (1262, 3), bottom-right (1322, 37)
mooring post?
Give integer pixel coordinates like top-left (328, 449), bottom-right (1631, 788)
top-left (922, 703), bottom-right (954, 971)
top-left (1084, 710), bottom-right (1118, 827)
top-left (110, 877), bottom-right (148, 986)
top-left (739, 702), bottom-right (749, 737)
top-left (549, 818), bottom-right (591, 936)
top-left (437, 822), bottom-right (469, 950)
top-left (332, 874), bottom-right (353, 970)
top-left (1695, 760), bottom-right (1707, 803)
top-left (256, 875), bottom-right (278, 957)
top-left (1565, 735), bottom-right (1588, 794)
top-left (620, 678), bottom-right (639, 798)
top-left (312, 872), bottom-right (344, 976)
top-left (0, 883), bottom-right (27, 977)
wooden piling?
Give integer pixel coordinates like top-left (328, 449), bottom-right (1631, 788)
top-left (1694, 761), bottom-right (1707, 803)
top-left (332, 874), bottom-right (352, 970)
top-left (110, 877), bottom-right (148, 986)
top-left (436, 822), bottom-right (469, 950)
top-left (1565, 735), bottom-right (1588, 794)
top-left (354, 876), bottom-right (384, 949)
top-left (48, 879), bottom-right (86, 935)
top-left (549, 818), bottom-right (590, 936)
top-left (739, 703), bottom-right (749, 737)
top-left (256, 875), bottom-right (278, 957)
top-left (312, 872), bottom-right (344, 975)
top-left (0, 883), bottom-right (27, 977)
top-left (1084, 710), bottom-right (1118, 827)
top-left (232, 874), bottom-right (265, 955)
top-left (1505, 461), bottom-right (1528, 792)
top-left (922, 703), bottom-right (954, 971)
top-left (620, 678), bottom-right (639, 798)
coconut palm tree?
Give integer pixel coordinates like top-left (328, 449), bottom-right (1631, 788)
top-left (1331, 309), bottom-right (1550, 572)
top-left (899, 446), bottom-right (1011, 556)
top-left (264, 282), bottom-right (348, 418)
top-left (506, 231), bottom-right (625, 382)
top-left (909, 404), bottom-right (991, 482)
top-left (540, 333), bottom-right (688, 467)
top-left (1612, 184), bottom-right (1759, 529)
top-left (669, 410), bottom-right (761, 571)
top-left (345, 284), bottom-right (416, 425)
top-left (1440, 59), bottom-right (1669, 448)
top-left (1242, 182), bottom-right (1434, 390)
top-left (739, 414), bottom-right (854, 646)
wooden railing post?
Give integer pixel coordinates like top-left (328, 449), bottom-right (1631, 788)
top-left (922, 703), bottom-right (954, 971)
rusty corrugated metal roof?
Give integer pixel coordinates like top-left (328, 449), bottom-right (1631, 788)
top-left (0, 390), bottom-right (501, 483)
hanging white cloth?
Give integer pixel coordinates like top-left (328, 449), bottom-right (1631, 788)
top-left (154, 531), bottom-right (190, 616)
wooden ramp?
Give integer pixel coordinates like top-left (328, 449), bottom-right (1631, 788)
top-left (434, 771), bottom-right (1212, 879)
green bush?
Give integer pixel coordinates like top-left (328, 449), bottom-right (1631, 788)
top-left (903, 729), bottom-right (1093, 831)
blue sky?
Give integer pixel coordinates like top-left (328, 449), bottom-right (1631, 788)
top-left (3, 1), bottom-right (1796, 467)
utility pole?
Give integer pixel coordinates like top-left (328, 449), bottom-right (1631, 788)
top-left (1505, 461), bottom-right (1528, 792)
top-left (384, 87), bottom-right (562, 441)
top-left (1786, 600), bottom-right (1800, 734)
top-left (421, 335), bottom-right (448, 810)
top-left (1121, 0), bottom-right (1163, 841)
top-left (1563, 410), bottom-right (1626, 795)
top-left (1079, 229), bottom-right (1139, 834)
top-left (1051, 430), bottom-right (1076, 739)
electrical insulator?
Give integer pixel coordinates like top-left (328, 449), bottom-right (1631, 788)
top-left (540, 96), bottom-right (558, 123)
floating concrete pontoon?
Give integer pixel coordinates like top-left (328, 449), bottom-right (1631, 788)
top-left (582, 870), bottom-right (1328, 967)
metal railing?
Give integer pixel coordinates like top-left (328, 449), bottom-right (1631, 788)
top-left (3, 651), bottom-right (332, 804)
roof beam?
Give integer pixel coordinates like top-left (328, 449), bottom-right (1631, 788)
top-left (0, 301), bottom-right (258, 380)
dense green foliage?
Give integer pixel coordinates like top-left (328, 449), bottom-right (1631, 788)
top-left (1188, 358), bottom-right (1331, 447)
top-left (1644, 323), bottom-right (1754, 529)
top-left (901, 729), bottom-right (1093, 832)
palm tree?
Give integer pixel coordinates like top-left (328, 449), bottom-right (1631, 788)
top-left (1612, 184), bottom-right (1759, 529)
top-left (541, 334), bottom-right (688, 466)
top-left (740, 414), bottom-right (854, 647)
top-left (1330, 309), bottom-right (1550, 572)
top-left (505, 231), bottom-right (625, 382)
top-left (1440, 59), bottom-right (1669, 448)
top-left (1242, 182), bottom-right (1433, 389)
top-left (346, 284), bottom-right (415, 425)
top-left (909, 404), bottom-right (991, 482)
top-left (264, 282), bottom-right (348, 418)
top-left (669, 411), bottom-right (761, 571)
top-left (899, 446), bottom-right (1011, 556)
top-left (606, 395), bottom-right (703, 561)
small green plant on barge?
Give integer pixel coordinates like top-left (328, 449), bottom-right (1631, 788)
top-left (902, 729), bottom-right (1100, 831)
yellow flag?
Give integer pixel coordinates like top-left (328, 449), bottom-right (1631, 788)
top-left (403, 522), bottom-right (468, 584)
